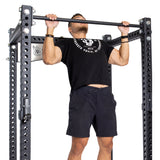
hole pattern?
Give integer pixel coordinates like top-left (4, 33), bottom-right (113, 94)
top-left (32, 36), bottom-right (45, 43)
top-left (107, 64), bottom-right (112, 86)
top-left (107, 29), bottom-right (140, 47)
top-left (9, 42), bottom-right (17, 160)
top-left (102, 36), bottom-right (112, 87)
top-left (141, 18), bottom-right (152, 160)
top-left (19, 6), bottom-right (32, 160)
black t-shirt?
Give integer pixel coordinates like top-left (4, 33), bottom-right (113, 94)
top-left (55, 38), bottom-right (114, 91)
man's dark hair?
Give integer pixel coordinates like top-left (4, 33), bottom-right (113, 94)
top-left (68, 13), bottom-right (85, 27)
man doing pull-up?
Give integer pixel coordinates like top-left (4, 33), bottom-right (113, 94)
top-left (43, 13), bottom-right (129, 160)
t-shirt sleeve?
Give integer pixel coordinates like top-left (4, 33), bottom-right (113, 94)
top-left (102, 41), bottom-right (114, 60)
top-left (54, 39), bottom-right (68, 64)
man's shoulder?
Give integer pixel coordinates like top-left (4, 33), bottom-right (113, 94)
top-left (55, 37), bottom-right (72, 42)
top-left (54, 37), bottom-right (73, 47)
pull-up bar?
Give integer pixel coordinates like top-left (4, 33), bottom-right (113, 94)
top-left (33, 15), bottom-right (140, 28)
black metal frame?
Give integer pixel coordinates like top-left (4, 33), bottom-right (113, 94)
top-left (19, 5), bottom-right (32, 160)
top-left (9, 28), bottom-right (18, 160)
top-left (9, 5), bottom-right (152, 160)
top-left (140, 18), bottom-right (152, 160)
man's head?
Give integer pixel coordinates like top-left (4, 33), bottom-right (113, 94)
top-left (68, 13), bottom-right (88, 38)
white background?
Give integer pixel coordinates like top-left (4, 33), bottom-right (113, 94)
top-left (0, 0), bottom-right (159, 159)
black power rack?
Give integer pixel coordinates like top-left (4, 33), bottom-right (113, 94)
top-left (9, 5), bottom-right (152, 160)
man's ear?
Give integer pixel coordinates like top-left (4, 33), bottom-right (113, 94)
top-left (68, 27), bottom-right (72, 33)
top-left (68, 27), bottom-right (73, 36)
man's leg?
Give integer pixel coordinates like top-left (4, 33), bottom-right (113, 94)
top-left (97, 137), bottom-right (113, 160)
top-left (68, 137), bottom-right (89, 160)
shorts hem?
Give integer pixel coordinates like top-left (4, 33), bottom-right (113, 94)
top-left (66, 132), bottom-right (90, 138)
top-left (96, 132), bottom-right (118, 137)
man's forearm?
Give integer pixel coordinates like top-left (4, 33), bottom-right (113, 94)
top-left (42, 27), bottom-right (56, 64)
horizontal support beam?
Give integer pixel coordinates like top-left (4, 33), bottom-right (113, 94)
top-left (31, 36), bottom-right (45, 43)
top-left (31, 36), bottom-right (64, 43)
top-left (29, 30), bottom-right (140, 62)
top-left (9, 31), bottom-right (141, 63)
top-left (106, 29), bottom-right (141, 47)
top-left (33, 15), bottom-right (140, 28)
top-left (9, 24), bottom-right (21, 44)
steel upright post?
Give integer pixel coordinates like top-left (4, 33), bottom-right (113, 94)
top-left (103, 35), bottom-right (113, 160)
top-left (18, 5), bottom-right (33, 160)
top-left (9, 29), bottom-right (18, 160)
top-left (103, 35), bottom-right (112, 89)
top-left (140, 18), bottom-right (152, 160)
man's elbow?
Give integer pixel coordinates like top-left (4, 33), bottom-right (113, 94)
top-left (42, 53), bottom-right (57, 65)
top-left (120, 59), bottom-right (129, 66)
top-left (43, 57), bottom-right (55, 65)
top-left (43, 60), bottom-right (53, 65)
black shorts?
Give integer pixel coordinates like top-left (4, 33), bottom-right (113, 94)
top-left (66, 85), bottom-right (117, 137)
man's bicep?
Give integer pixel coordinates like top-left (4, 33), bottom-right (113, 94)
top-left (108, 48), bottom-right (121, 65)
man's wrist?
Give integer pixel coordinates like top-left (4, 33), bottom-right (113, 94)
top-left (121, 32), bottom-right (128, 42)
top-left (121, 32), bottom-right (128, 36)
top-left (121, 32), bottom-right (129, 44)
top-left (47, 27), bottom-right (54, 35)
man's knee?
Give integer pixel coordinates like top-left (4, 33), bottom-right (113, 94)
top-left (98, 137), bottom-right (113, 153)
top-left (71, 137), bottom-right (89, 155)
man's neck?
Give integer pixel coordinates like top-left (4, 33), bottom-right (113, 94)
top-left (72, 32), bottom-right (86, 39)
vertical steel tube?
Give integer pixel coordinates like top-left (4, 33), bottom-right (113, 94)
top-left (9, 28), bottom-right (18, 160)
top-left (19, 5), bottom-right (32, 160)
top-left (140, 18), bottom-right (152, 160)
